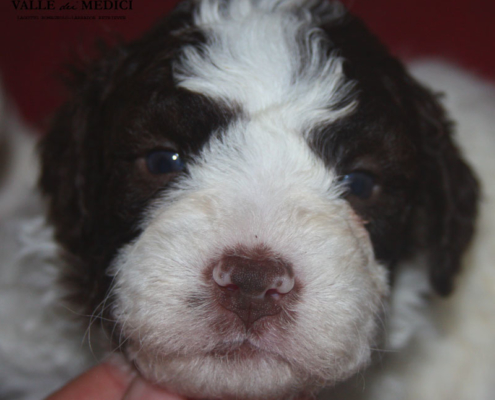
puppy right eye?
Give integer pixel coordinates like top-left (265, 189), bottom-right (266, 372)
top-left (145, 150), bottom-right (185, 175)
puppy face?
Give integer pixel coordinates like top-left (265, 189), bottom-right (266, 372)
top-left (40, 1), bottom-right (478, 399)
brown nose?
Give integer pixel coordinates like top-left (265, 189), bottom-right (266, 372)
top-left (212, 251), bottom-right (295, 329)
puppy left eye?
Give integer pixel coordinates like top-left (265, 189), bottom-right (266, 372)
top-left (146, 150), bottom-right (185, 174)
top-left (341, 171), bottom-right (376, 199)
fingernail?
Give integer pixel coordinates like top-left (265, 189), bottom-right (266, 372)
top-left (124, 377), bottom-right (185, 400)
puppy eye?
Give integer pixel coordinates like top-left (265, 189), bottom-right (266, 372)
top-left (341, 171), bottom-right (376, 199)
top-left (145, 150), bottom-right (185, 174)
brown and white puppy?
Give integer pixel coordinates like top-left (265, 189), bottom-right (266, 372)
top-left (1, 1), bottom-right (490, 400)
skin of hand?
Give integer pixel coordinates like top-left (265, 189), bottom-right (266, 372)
top-left (45, 357), bottom-right (187, 400)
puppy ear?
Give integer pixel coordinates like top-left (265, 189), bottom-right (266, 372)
top-left (414, 86), bottom-right (479, 296)
top-left (39, 54), bottom-right (116, 257)
top-left (40, 97), bottom-right (88, 256)
top-left (38, 45), bottom-right (132, 318)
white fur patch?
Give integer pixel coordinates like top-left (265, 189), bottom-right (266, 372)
top-left (175, 0), bottom-right (355, 129)
top-left (0, 80), bottom-right (96, 400)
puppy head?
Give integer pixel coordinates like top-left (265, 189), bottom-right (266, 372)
top-left (39, 1), bottom-right (478, 399)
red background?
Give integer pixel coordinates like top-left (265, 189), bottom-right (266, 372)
top-left (1, 0), bottom-right (494, 129)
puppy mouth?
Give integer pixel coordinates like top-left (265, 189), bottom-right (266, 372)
top-left (128, 335), bottom-right (285, 366)
top-left (206, 340), bottom-right (272, 361)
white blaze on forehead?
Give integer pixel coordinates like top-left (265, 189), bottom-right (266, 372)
top-left (174, 0), bottom-right (355, 130)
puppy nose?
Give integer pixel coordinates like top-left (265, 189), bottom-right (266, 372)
top-left (212, 252), bottom-right (295, 328)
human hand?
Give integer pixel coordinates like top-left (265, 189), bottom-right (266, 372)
top-left (46, 358), bottom-right (187, 400)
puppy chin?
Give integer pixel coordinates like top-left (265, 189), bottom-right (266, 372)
top-left (130, 349), bottom-right (307, 400)
top-left (125, 310), bottom-right (379, 400)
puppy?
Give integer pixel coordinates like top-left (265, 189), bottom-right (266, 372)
top-left (1, 1), bottom-right (494, 399)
